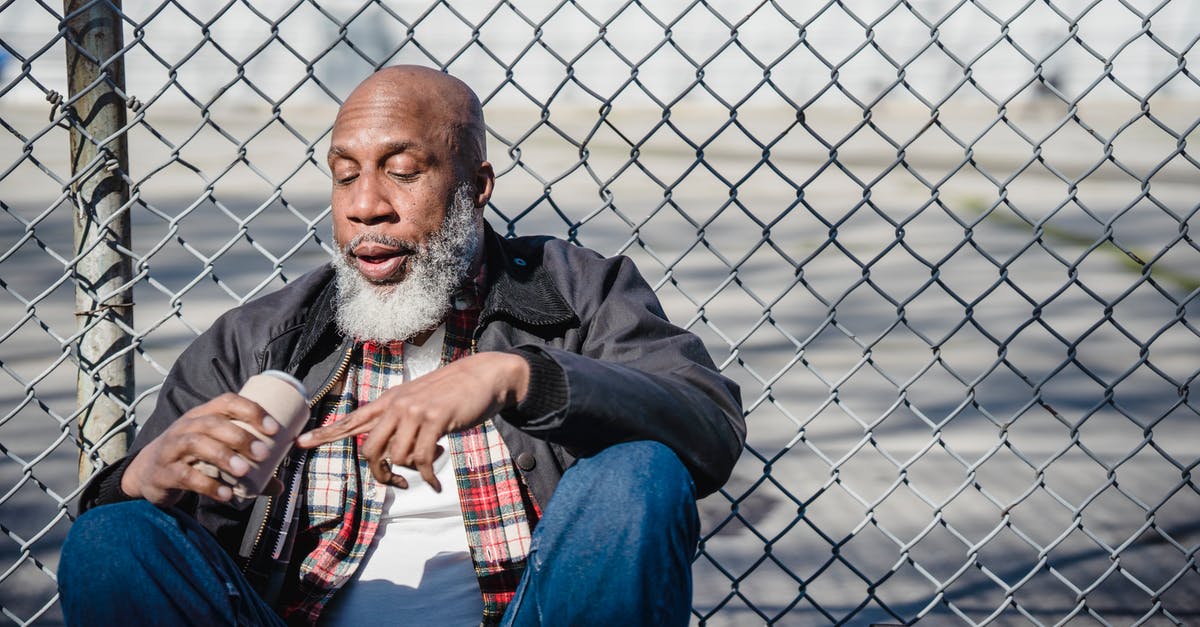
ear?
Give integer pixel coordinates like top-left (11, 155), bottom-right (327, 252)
top-left (472, 161), bottom-right (495, 209)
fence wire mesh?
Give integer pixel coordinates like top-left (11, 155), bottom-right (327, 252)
top-left (1, 0), bottom-right (1198, 624)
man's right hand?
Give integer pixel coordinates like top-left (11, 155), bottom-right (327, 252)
top-left (120, 393), bottom-right (278, 507)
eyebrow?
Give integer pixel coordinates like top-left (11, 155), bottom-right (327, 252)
top-left (327, 140), bottom-right (416, 160)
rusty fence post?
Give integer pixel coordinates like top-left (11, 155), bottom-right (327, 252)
top-left (62, 0), bottom-right (134, 483)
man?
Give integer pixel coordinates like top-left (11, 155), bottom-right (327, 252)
top-left (59, 65), bottom-right (744, 626)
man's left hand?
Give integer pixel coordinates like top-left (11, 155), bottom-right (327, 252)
top-left (295, 351), bottom-right (530, 491)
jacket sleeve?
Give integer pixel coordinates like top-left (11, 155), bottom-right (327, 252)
top-left (501, 252), bottom-right (745, 497)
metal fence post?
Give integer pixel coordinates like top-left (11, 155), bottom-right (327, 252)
top-left (63, 0), bottom-right (133, 482)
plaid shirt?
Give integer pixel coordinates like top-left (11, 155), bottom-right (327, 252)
top-left (280, 286), bottom-right (540, 625)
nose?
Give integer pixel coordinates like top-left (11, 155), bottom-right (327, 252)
top-left (342, 171), bottom-right (397, 226)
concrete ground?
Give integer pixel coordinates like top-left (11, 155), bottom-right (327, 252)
top-left (1, 98), bottom-right (1197, 625)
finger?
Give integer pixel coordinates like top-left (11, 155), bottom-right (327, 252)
top-left (167, 431), bottom-right (255, 482)
top-left (181, 400), bottom-right (272, 462)
top-left (191, 414), bottom-right (262, 455)
top-left (361, 418), bottom-right (399, 486)
top-left (383, 416), bottom-right (422, 472)
top-left (247, 439), bottom-right (271, 464)
top-left (372, 455), bottom-right (407, 489)
top-left (169, 461), bottom-right (236, 503)
top-left (176, 416), bottom-right (265, 474)
top-left (297, 405), bottom-right (377, 448)
top-left (410, 429), bottom-right (444, 493)
top-left (198, 393), bottom-right (271, 427)
top-left (363, 422), bottom-right (409, 490)
top-left (371, 412), bottom-right (420, 489)
top-left (225, 395), bottom-right (281, 438)
top-left (359, 413), bottom-right (398, 465)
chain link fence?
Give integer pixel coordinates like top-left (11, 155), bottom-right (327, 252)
top-left (2, 0), bottom-right (1198, 624)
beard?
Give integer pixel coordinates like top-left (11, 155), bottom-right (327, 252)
top-left (330, 182), bottom-right (482, 343)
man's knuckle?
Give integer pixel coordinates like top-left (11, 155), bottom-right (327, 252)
top-left (172, 463), bottom-right (193, 486)
top-left (407, 404), bottom-right (434, 422)
top-left (189, 413), bottom-right (222, 430)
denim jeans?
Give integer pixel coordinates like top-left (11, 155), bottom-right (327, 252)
top-left (58, 441), bottom-right (700, 626)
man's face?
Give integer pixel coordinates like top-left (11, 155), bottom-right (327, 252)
top-left (327, 83), bottom-right (472, 285)
top-left (329, 181), bottom-right (481, 344)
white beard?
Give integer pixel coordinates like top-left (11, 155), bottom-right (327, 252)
top-left (331, 183), bottom-right (482, 343)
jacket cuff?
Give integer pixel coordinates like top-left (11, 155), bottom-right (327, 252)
top-left (80, 456), bottom-right (137, 513)
top-left (501, 345), bottom-right (568, 426)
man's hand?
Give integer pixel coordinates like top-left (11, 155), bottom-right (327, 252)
top-left (121, 394), bottom-right (280, 507)
top-left (296, 351), bottom-right (530, 492)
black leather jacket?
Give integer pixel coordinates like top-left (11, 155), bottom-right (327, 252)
top-left (80, 224), bottom-right (744, 599)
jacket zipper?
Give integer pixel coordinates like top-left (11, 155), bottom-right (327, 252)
top-left (471, 320), bottom-right (485, 354)
top-left (243, 343), bottom-right (355, 572)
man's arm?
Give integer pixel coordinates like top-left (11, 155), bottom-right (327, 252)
top-left (500, 250), bottom-right (745, 497)
top-left (297, 351), bottom-right (529, 491)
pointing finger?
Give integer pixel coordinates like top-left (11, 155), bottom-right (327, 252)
top-left (411, 429), bottom-right (443, 493)
top-left (297, 406), bottom-right (376, 448)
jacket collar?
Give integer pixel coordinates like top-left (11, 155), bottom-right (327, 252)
top-left (478, 221), bottom-right (577, 329)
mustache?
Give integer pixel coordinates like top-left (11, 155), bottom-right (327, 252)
top-left (341, 232), bottom-right (420, 257)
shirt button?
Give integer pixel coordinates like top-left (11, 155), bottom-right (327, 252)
top-left (516, 452), bottom-right (536, 471)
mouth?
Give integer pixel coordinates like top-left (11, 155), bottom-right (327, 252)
top-left (350, 241), bottom-right (415, 283)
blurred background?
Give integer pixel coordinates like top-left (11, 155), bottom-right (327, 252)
top-left (1, 0), bottom-right (1197, 624)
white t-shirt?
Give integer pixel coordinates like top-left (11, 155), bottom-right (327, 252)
top-left (320, 325), bottom-right (484, 625)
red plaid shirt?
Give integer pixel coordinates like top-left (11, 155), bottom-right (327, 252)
top-left (280, 288), bottom-right (540, 625)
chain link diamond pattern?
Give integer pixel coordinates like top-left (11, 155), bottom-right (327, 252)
top-left (0, 0), bottom-right (1197, 624)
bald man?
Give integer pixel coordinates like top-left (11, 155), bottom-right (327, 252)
top-left (59, 66), bottom-right (744, 626)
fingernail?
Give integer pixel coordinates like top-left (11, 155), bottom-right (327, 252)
top-left (217, 486), bottom-right (233, 501)
top-left (250, 441), bottom-right (269, 461)
top-left (262, 416), bottom-right (280, 434)
top-left (229, 454), bottom-right (250, 476)
top-left (296, 433), bottom-right (311, 446)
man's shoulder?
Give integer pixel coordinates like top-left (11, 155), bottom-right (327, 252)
top-left (494, 232), bottom-right (655, 314)
top-left (496, 232), bottom-right (608, 271)
top-left (210, 263), bottom-right (334, 339)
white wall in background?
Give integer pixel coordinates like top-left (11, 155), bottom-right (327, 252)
top-left (2, 0), bottom-right (1197, 107)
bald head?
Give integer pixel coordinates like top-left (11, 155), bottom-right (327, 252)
top-left (337, 65), bottom-right (486, 172)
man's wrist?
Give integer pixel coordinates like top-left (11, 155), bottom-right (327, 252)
top-left (118, 453), bottom-right (144, 499)
top-left (503, 350), bottom-right (531, 406)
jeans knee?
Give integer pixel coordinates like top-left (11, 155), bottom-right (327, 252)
top-left (558, 441), bottom-right (697, 526)
top-left (68, 500), bottom-right (168, 543)
top-left (621, 440), bottom-right (693, 489)
top-left (60, 501), bottom-right (171, 586)
top-left (522, 442), bottom-right (700, 622)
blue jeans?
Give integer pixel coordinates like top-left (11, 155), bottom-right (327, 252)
top-left (59, 441), bottom-right (700, 625)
